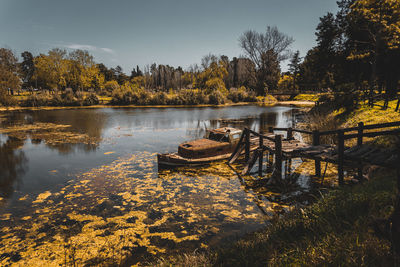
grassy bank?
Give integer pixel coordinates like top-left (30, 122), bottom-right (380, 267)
top-left (153, 100), bottom-right (400, 266)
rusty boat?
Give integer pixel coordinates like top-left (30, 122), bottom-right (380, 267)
top-left (157, 127), bottom-right (244, 167)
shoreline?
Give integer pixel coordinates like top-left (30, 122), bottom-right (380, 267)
top-left (0, 100), bottom-right (315, 112)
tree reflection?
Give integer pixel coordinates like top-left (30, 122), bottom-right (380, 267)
top-left (0, 136), bottom-right (27, 200)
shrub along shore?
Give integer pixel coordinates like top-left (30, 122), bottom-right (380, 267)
top-left (0, 89), bottom-right (287, 110)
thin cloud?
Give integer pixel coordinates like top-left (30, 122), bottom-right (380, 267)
top-left (65, 44), bottom-right (97, 51)
top-left (59, 43), bottom-right (116, 54)
top-left (100, 47), bottom-right (115, 54)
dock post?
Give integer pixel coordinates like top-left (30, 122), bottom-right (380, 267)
top-left (245, 128), bottom-right (250, 162)
top-left (338, 130), bottom-right (345, 186)
top-left (274, 134), bottom-right (282, 180)
top-left (287, 127), bottom-right (293, 140)
top-left (313, 130), bottom-right (321, 177)
top-left (258, 134), bottom-right (264, 176)
top-left (357, 122), bottom-right (364, 179)
top-left (266, 152), bottom-right (273, 172)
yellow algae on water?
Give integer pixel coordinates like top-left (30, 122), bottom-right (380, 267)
top-left (0, 151), bottom-right (298, 266)
top-left (0, 213), bottom-right (11, 220)
top-left (33, 191), bottom-right (52, 203)
top-left (104, 151), bottom-right (115, 155)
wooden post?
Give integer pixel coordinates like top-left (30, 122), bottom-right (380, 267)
top-left (313, 130), bottom-right (321, 177)
top-left (287, 127), bottom-right (293, 140)
top-left (266, 152), bottom-right (273, 172)
top-left (357, 122), bottom-right (364, 179)
top-left (396, 98), bottom-right (400, 112)
top-left (258, 134), bottom-right (264, 176)
top-left (245, 128), bottom-right (250, 162)
top-left (338, 130), bottom-right (345, 186)
top-left (274, 134), bottom-right (282, 180)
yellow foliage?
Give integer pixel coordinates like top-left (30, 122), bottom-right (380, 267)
top-left (278, 74), bottom-right (294, 91)
top-left (351, 0), bottom-right (400, 49)
top-left (205, 77), bottom-right (228, 95)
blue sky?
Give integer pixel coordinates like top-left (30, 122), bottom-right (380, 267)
top-left (0, 0), bottom-right (338, 73)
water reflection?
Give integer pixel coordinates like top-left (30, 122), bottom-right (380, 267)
top-left (0, 135), bottom-right (27, 200)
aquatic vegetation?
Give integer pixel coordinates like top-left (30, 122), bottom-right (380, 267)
top-left (0, 122), bottom-right (100, 146)
top-left (0, 151), bottom-right (298, 265)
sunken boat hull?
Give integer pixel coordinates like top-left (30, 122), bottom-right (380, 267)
top-left (157, 127), bottom-right (242, 168)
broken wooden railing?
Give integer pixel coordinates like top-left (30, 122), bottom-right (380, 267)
top-left (228, 121), bottom-right (400, 186)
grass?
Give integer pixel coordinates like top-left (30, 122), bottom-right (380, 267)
top-left (217, 169), bottom-right (396, 266)
top-left (294, 93), bottom-right (321, 102)
top-left (342, 100), bottom-right (400, 128)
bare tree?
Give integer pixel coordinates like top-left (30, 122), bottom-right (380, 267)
top-left (201, 53), bottom-right (218, 70)
top-left (239, 26), bottom-right (294, 69)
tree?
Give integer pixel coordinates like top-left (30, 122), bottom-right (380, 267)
top-left (239, 26), bottom-right (294, 68)
top-left (349, 0), bottom-right (400, 96)
top-left (288, 50), bottom-right (302, 90)
top-left (239, 26), bottom-right (293, 94)
top-left (201, 53), bottom-right (218, 70)
top-left (259, 50), bottom-right (281, 93)
top-left (130, 65), bottom-right (143, 79)
top-left (0, 48), bottom-right (21, 104)
top-left (112, 66), bottom-right (129, 85)
top-left (66, 50), bottom-right (100, 91)
top-left (20, 51), bottom-right (35, 88)
top-left (33, 48), bottom-right (68, 90)
top-left (97, 63), bottom-right (116, 81)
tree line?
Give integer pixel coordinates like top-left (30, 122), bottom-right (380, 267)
top-left (1, 0), bottom-right (399, 106)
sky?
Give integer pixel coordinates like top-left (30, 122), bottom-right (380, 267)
top-left (0, 0), bottom-right (339, 73)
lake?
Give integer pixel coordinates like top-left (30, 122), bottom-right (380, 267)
top-left (0, 105), bottom-right (308, 265)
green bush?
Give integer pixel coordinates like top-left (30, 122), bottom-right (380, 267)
top-left (227, 87), bottom-right (258, 103)
top-left (61, 91), bottom-right (82, 106)
top-left (0, 90), bottom-right (17, 106)
top-left (208, 90), bottom-right (226, 105)
top-left (83, 93), bottom-right (99, 106)
top-left (136, 91), bottom-right (152, 105)
top-left (150, 92), bottom-right (168, 105)
top-left (23, 93), bottom-right (51, 107)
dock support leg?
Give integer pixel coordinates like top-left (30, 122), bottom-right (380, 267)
top-left (313, 130), bottom-right (321, 177)
top-left (274, 135), bottom-right (283, 180)
top-left (266, 152), bottom-right (273, 172)
top-left (338, 130), bottom-right (345, 186)
top-left (245, 128), bottom-right (250, 162)
top-left (258, 135), bottom-right (264, 177)
top-left (357, 122), bottom-right (364, 180)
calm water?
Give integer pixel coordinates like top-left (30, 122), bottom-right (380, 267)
top-left (0, 105), bottom-right (305, 265)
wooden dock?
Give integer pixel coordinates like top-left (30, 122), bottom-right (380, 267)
top-left (229, 121), bottom-right (400, 185)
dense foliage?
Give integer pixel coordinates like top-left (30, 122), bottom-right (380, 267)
top-left (297, 0), bottom-right (400, 97)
